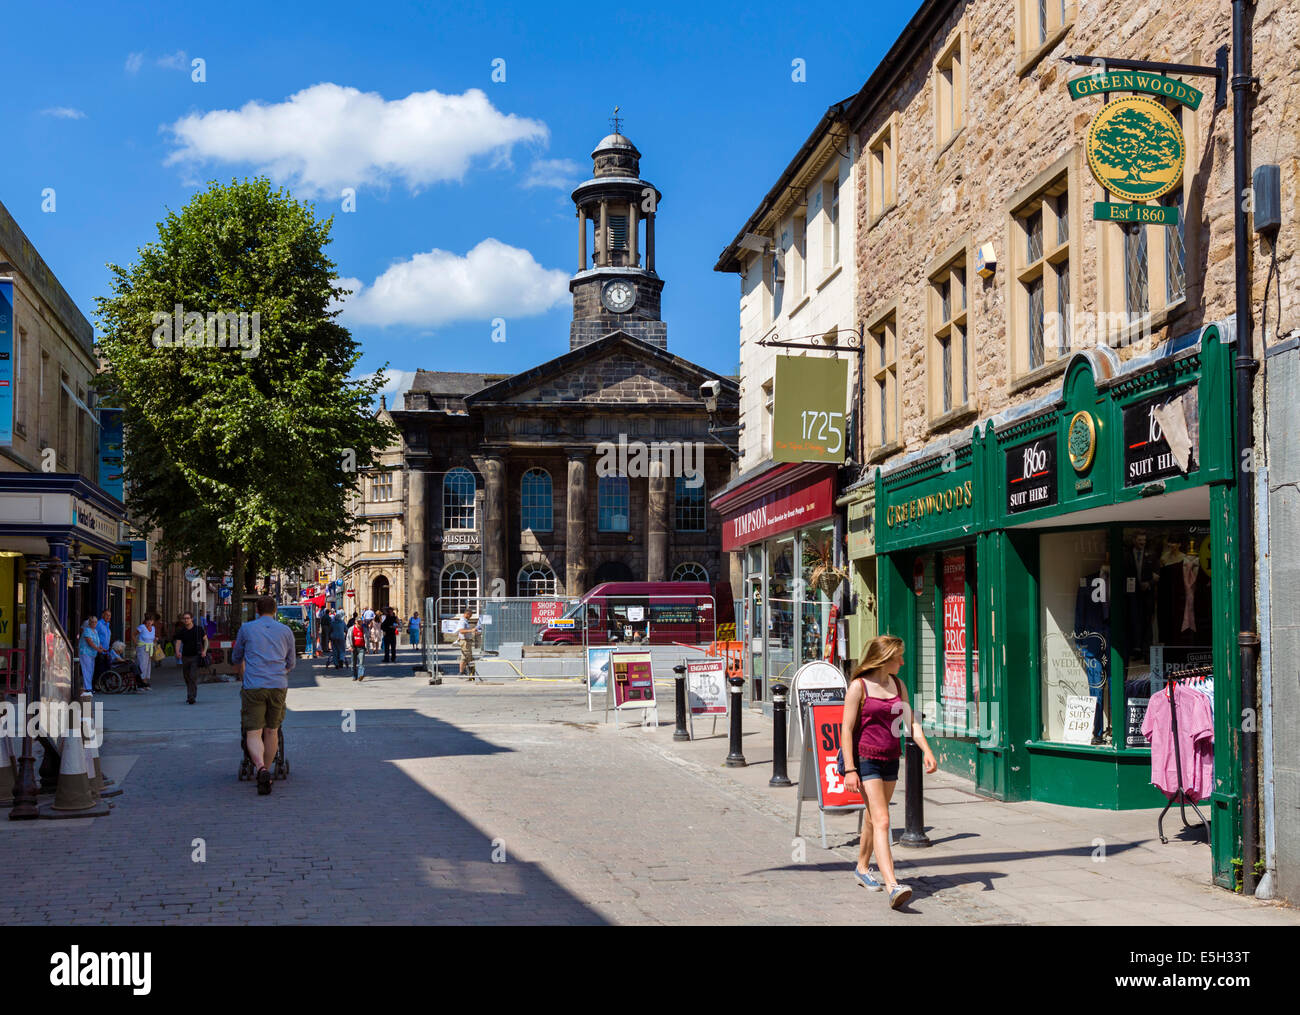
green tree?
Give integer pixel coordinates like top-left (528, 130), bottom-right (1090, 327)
top-left (95, 178), bottom-right (395, 628)
top-left (1093, 107), bottom-right (1181, 189)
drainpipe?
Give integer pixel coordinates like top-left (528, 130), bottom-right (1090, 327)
top-left (1231, 0), bottom-right (1260, 896)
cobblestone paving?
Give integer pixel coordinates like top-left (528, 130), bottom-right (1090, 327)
top-left (0, 648), bottom-right (1293, 926)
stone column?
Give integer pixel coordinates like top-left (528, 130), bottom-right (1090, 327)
top-left (647, 461), bottom-right (669, 582)
top-left (482, 455), bottom-right (507, 595)
top-left (597, 202), bottom-right (608, 268)
top-left (578, 207), bottom-right (587, 271)
top-left (646, 213), bottom-right (656, 273)
top-left (566, 449), bottom-right (589, 597)
top-left (407, 465), bottom-right (428, 609)
top-left (629, 200), bottom-right (639, 268)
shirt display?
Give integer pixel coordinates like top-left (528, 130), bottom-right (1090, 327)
top-left (1141, 679), bottom-right (1214, 801)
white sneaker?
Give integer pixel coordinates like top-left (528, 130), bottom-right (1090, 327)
top-left (888, 883), bottom-right (913, 909)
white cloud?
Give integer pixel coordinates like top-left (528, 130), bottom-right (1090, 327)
top-left (156, 50), bottom-right (188, 70)
top-left (356, 369), bottom-right (417, 411)
top-left (125, 52), bottom-right (144, 74)
top-left (523, 157), bottom-right (582, 190)
top-left (337, 238), bottom-right (568, 328)
top-left (164, 83), bottom-right (549, 196)
top-left (41, 107), bottom-right (86, 120)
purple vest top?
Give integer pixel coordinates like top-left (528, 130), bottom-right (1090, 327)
top-left (857, 677), bottom-right (903, 761)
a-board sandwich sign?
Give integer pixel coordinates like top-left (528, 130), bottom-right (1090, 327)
top-left (685, 658), bottom-right (728, 739)
top-left (789, 659), bottom-right (848, 759)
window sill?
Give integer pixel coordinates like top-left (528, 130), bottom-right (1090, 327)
top-left (1008, 356), bottom-right (1069, 396)
top-left (933, 125), bottom-right (965, 165)
top-left (926, 404), bottom-right (979, 436)
top-left (1109, 298), bottom-right (1188, 349)
top-left (815, 263), bottom-right (844, 293)
top-left (1015, 21), bottom-right (1072, 79)
top-left (787, 294), bottom-right (812, 319)
top-left (868, 201), bottom-right (899, 231)
top-left (866, 440), bottom-right (903, 465)
top-left (1024, 738), bottom-right (1151, 758)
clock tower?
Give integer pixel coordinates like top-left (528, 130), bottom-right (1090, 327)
top-left (569, 118), bottom-right (666, 350)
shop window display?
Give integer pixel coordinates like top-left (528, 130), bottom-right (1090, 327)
top-left (1040, 529), bottom-right (1111, 744)
top-left (767, 537), bottom-right (796, 682)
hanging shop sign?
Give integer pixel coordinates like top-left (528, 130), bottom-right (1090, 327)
top-left (97, 407), bottom-right (124, 503)
top-left (846, 497), bottom-right (875, 560)
top-left (772, 356), bottom-right (849, 464)
top-left (721, 474), bottom-right (834, 551)
top-left (1005, 434), bottom-right (1058, 514)
top-left (108, 544), bottom-right (132, 579)
top-left (1087, 95), bottom-right (1185, 204)
top-left (1122, 385), bottom-right (1199, 486)
top-left (1068, 71), bottom-right (1204, 109)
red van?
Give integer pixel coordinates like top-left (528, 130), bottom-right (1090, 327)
top-left (534, 581), bottom-right (735, 646)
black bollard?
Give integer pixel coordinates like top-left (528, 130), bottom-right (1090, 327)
top-left (672, 664), bottom-right (690, 741)
top-left (769, 682), bottom-right (792, 787)
top-left (725, 675), bottom-right (747, 767)
top-left (898, 736), bottom-right (932, 848)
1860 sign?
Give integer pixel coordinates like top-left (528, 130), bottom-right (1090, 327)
top-left (1006, 435), bottom-right (1058, 514)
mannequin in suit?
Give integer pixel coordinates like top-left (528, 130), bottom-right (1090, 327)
top-left (1126, 532), bottom-right (1157, 660)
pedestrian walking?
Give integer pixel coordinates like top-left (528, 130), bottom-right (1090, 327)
top-left (78, 618), bottom-right (102, 694)
top-left (231, 596), bottom-right (295, 796)
top-left (366, 614), bottom-right (381, 654)
top-left (407, 611), bottom-right (421, 648)
top-left (317, 605), bottom-right (331, 658)
top-left (329, 609), bottom-right (347, 669)
top-left (174, 611), bottom-right (210, 705)
top-left (381, 607), bottom-right (399, 662)
top-left (135, 614), bottom-right (157, 690)
top-left (840, 634), bottom-right (937, 910)
top-left (452, 606), bottom-right (478, 676)
top-left (349, 615), bottom-right (367, 680)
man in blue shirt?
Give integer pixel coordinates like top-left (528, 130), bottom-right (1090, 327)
top-left (232, 596), bottom-right (296, 795)
top-left (96, 609), bottom-right (112, 655)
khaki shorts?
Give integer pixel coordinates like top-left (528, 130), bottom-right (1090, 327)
top-left (241, 688), bottom-right (287, 731)
top-left (459, 637), bottom-right (473, 661)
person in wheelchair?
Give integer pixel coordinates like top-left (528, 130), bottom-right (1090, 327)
top-left (108, 640), bottom-right (150, 690)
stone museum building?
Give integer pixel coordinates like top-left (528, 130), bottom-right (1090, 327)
top-left (383, 130), bottom-right (740, 616)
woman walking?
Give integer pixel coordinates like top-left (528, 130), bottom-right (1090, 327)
top-left (840, 634), bottom-right (937, 910)
top-left (407, 611), bottom-right (421, 649)
top-left (134, 614), bottom-right (157, 689)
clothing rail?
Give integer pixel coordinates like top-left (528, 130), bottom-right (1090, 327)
top-left (1157, 672), bottom-right (1212, 845)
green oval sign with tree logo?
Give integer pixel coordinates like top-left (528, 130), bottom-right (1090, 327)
top-left (1086, 95), bottom-right (1185, 203)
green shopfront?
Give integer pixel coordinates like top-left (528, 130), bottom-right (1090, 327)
top-left (874, 325), bottom-right (1241, 887)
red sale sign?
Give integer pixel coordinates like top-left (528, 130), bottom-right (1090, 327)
top-left (942, 553), bottom-right (966, 725)
top-left (809, 703), bottom-right (863, 810)
top-left (531, 601), bottom-right (566, 625)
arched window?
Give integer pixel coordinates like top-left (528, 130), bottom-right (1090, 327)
top-left (598, 476), bottom-right (630, 532)
top-left (674, 475), bottom-right (706, 531)
top-left (443, 468), bottom-right (476, 530)
top-left (517, 563), bottom-right (557, 597)
top-left (520, 469), bottom-right (553, 532)
top-left (440, 563), bottom-right (478, 616)
top-left (672, 562), bottom-right (708, 583)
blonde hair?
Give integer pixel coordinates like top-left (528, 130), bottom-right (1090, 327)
top-left (852, 635), bottom-right (905, 678)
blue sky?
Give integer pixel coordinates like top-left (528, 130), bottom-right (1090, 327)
top-left (2, 0), bottom-right (917, 404)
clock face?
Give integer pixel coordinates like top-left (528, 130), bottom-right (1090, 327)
top-left (601, 280), bottom-right (636, 313)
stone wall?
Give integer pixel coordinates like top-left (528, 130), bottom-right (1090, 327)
top-left (852, 0), bottom-right (1299, 457)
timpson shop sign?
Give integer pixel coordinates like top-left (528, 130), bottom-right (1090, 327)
top-left (884, 480), bottom-right (973, 529)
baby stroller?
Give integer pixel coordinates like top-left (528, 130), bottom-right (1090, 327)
top-left (237, 726), bottom-right (289, 782)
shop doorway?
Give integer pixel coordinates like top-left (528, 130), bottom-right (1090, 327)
top-left (371, 575), bottom-right (390, 611)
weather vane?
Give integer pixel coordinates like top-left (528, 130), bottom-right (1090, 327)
top-left (610, 105), bottom-right (623, 134)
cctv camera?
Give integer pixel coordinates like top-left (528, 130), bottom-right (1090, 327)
top-left (700, 380), bottom-right (722, 400)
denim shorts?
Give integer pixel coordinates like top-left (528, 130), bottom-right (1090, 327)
top-left (860, 757), bottom-right (900, 782)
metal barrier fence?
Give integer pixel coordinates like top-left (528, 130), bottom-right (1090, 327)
top-left (418, 592), bottom-right (728, 682)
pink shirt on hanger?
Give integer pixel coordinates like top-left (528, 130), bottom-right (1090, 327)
top-left (1141, 680), bottom-right (1214, 800)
